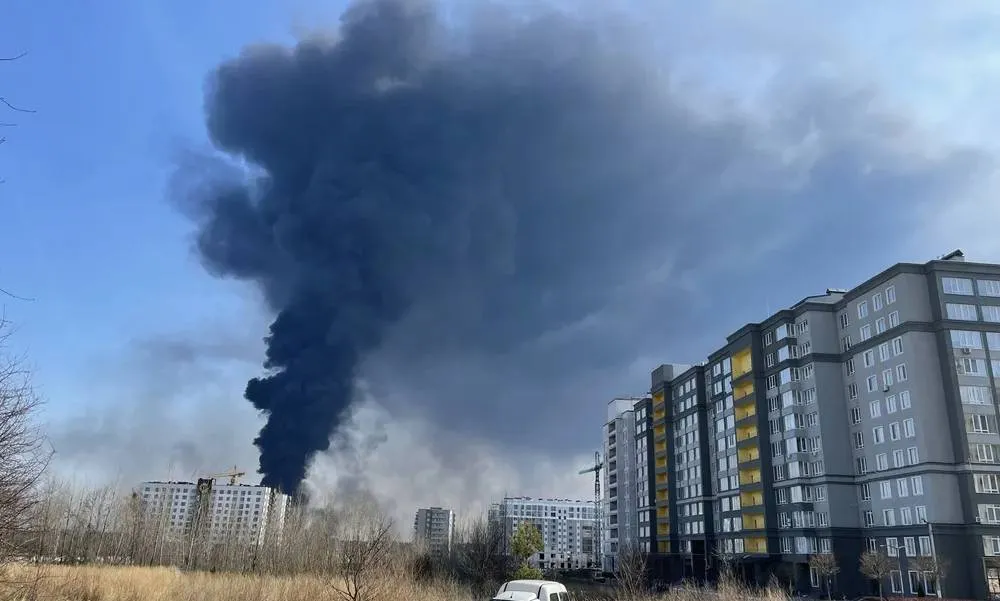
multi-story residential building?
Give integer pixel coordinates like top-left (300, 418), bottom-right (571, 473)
top-left (489, 497), bottom-right (597, 571)
top-left (644, 250), bottom-right (1000, 599)
top-left (137, 478), bottom-right (289, 546)
top-left (649, 363), bottom-right (715, 582)
top-left (603, 398), bottom-right (643, 571)
top-left (413, 507), bottom-right (455, 558)
top-left (634, 396), bottom-right (656, 555)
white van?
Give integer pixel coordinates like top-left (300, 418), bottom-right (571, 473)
top-left (492, 580), bottom-right (570, 601)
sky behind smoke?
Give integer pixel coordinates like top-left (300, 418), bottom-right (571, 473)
top-left (4, 0), bottom-right (1000, 531)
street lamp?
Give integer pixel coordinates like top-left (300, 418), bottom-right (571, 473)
top-left (882, 541), bottom-right (905, 596)
top-left (920, 518), bottom-right (943, 599)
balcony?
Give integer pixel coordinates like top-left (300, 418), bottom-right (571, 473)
top-left (653, 391), bottom-right (665, 406)
top-left (732, 347), bottom-right (753, 379)
top-left (655, 489), bottom-right (669, 503)
top-left (656, 506), bottom-right (669, 519)
top-left (738, 468), bottom-right (763, 490)
top-left (744, 536), bottom-right (768, 555)
top-left (737, 446), bottom-right (760, 464)
top-left (740, 490), bottom-right (764, 508)
top-left (653, 425), bottom-right (667, 441)
top-left (735, 405), bottom-right (757, 426)
top-left (742, 511), bottom-right (766, 531)
top-left (734, 380), bottom-right (755, 404)
top-left (653, 407), bottom-right (666, 422)
top-left (736, 424), bottom-right (758, 446)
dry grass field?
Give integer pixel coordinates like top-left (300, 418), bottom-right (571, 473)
top-left (0, 564), bottom-right (793, 601)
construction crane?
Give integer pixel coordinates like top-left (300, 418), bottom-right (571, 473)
top-left (578, 450), bottom-right (604, 573)
top-left (205, 466), bottom-right (246, 486)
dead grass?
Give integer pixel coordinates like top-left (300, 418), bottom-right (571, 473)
top-left (0, 565), bottom-right (791, 601)
top-left (0, 564), bottom-right (470, 601)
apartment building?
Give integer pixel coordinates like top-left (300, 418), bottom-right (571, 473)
top-left (413, 507), bottom-right (455, 558)
top-left (634, 396), bottom-right (656, 554)
top-left (603, 398), bottom-right (643, 571)
top-left (489, 497), bottom-right (597, 571)
top-left (649, 363), bottom-right (716, 582)
top-left (645, 250), bottom-right (1000, 599)
top-left (137, 479), bottom-right (289, 546)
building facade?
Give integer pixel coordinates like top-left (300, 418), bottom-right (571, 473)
top-left (413, 507), bottom-right (455, 558)
top-left (634, 396), bottom-right (656, 555)
top-left (603, 398), bottom-right (643, 571)
top-left (137, 479), bottom-right (289, 546)
top-left (489, 497), bottom-right (596, 571)
top-left (645, 251), bottom-right (1000, 599)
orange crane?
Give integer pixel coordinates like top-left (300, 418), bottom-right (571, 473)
top-left (205, 466), bottom-right (246, 486)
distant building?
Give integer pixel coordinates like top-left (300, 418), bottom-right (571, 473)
top-left (136, 478), bottom-right (289, 545)
top-left (413, 507), bottom-right (455, 557)
top-left (490, 496), bottom-right (596, 571)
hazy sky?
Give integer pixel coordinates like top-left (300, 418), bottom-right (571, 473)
top-left (3, 0), bottom-right (1000, 528)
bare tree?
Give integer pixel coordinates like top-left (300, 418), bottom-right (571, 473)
top-left (910, 555), bottom-right (949, 597)
top-left (0, 320), bottom-right (49, 573)
top-left (809, 553), bottom-right (840, 600)
top-left (450, 516), bottom-right (510, 597)
top-left (859, 550), bottom-right (893, 600)
top-left (616, 543), bottom-right (648, 601)
top-left (328, 498), bottom-right (396, 601)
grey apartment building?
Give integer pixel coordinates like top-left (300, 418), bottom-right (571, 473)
top-left (413, 507), bottom-right (455, 558)
top-left (646, 250), bottom-right (1000, 599)
top-left (603, 398), bottom-right (644, 572)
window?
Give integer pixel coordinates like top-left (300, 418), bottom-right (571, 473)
top-left (873, 293), bottom-right (884, 312)
top-left (848, 383), bottom-right (858, 400)
top-left (864, 350), bottom-right (875, 367)
top-left (873, 426), bottom-right (885, 444)
top-left (860, 482), bottom-right (871, 501)
top-left (907, 446), bottom-right (919, 465)
top-left (892, 336), bottom-right (904, 355)
top-left (876, 453), bottom-right (888, 471)
top-left (846, 358), bottom-right (855, 375)
top-left (903, 418), bottom-right (915, 438)
top-left (904, 537), bottom-right (916, 557)
top-left (876, 317), bottom-right (886, 334)
top-left (870, 400), bottom-right (882, 418)
top-left (886, 285), bottom-right (897, 304)
top-left (977, 474), bottom-right (1000, 494)
top-left (901, 507), bottom-right (913, 525)
top-left (796, 319), bottom-right (810, 334)
top-left (882, 369), bottom-right (894, 387)
top-left (867, 375), bottom-right (878, 392)
top-left (886, 394), bottom-right (898, 413)
top-left (842, 335), bottom-right (853, 352)
top-left (883, 508), bottom-right (896, 526)
top-left (951, 330), bottom-right (983, 349)
top-left (989, 333), bottom-right (1000, 351)
top-left (879, 343), bottom-right (891, 362)
top-left (880, 481), bottom-right (892, 499)
top-left (893, 449), bottom-right (905, 468)
top-left (971, 443), bottom-right (1000, 464)
top-left (863, 510), bottom-right (875, 527)
top-left (967, 414), bottom-right (995, 434)
top-left (956, 357), bottom-right (988, 375)
top-left (911, 475), bottom-right (924, 495)
top-left (896, 364), bottom-right (908, 382)
top-left (983, 306), bottom-right (1000, 323)
top-left (900, 390), bottom-right (912, 409)
top-left (979, 280), bottom-right (1000, 297)
top-left (915, 505), bottom-right (927, 522)
top-left (853, 432), bottom-right (865, 449)
top-left (856, 457), bottom-right (868, 475)
top-left (943, 277), bottom-right (974, 295)
top-left (889, 422), bottom-right (901, 441)
top-left (851, 406), bottom-right (862, 424)
top-left (889, 310), bottom-right (900, 328)
top-left (858, 301), bottom-right (869, 319)
top-left (861, 324), bottom-right (872, 341)
top-left (961, 385), bottom-right (992, 405)
top-left (946, 303), bottom-right (979, 320)
top-left (896, 478), bottom-right (910, 497)
top-left (840, 313), bottom-right (850, 329)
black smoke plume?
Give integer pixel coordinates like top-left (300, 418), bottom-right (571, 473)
top-left (175, 0), bottom-right (980, 492)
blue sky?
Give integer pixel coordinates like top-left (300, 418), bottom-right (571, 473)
top-left (4, 0), bottom-right (1000, 521)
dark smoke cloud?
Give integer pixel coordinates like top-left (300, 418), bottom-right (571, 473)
top-left (175, 0), bottom-right (989, 492)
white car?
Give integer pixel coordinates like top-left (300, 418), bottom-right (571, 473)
top-left (492, 580), bottom-right (570, 601)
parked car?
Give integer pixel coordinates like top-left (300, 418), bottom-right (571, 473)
top-left (493, 580), bottom-right (570, 601)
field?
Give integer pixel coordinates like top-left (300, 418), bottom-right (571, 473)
top-left (0, 564), bottom-right (792, 601)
